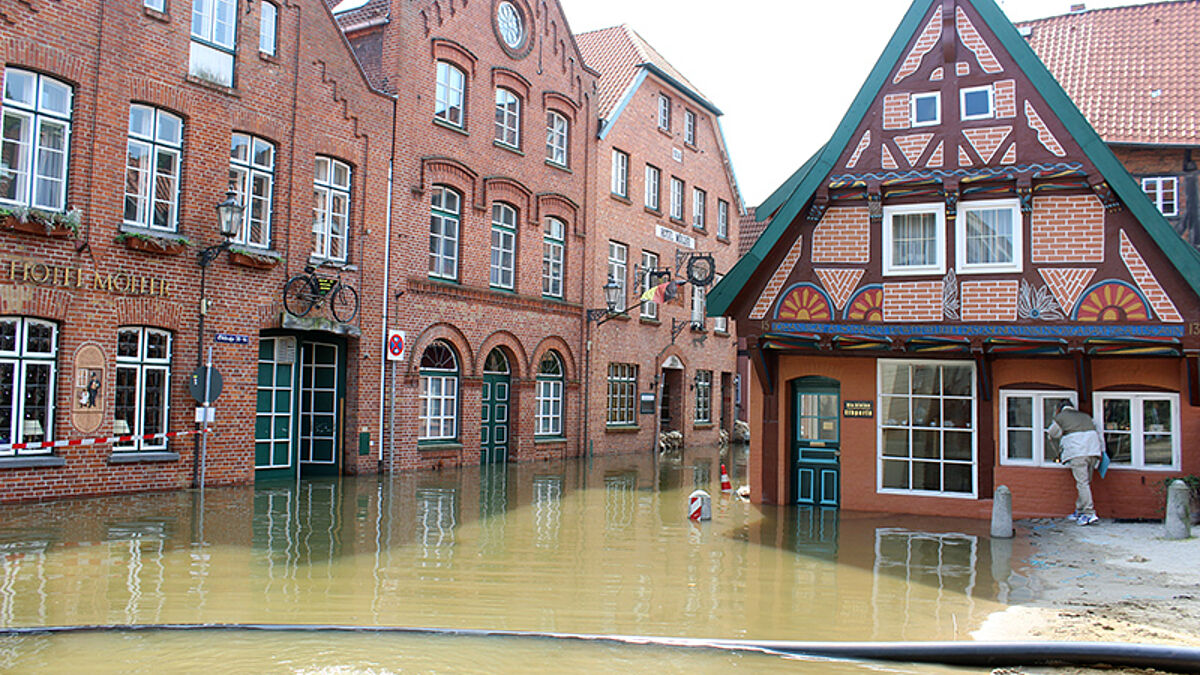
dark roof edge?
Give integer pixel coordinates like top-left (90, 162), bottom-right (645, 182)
top-left (708, 0), bottom-right (937, 316)
top-left (640, 63), bottom-right (722, 116)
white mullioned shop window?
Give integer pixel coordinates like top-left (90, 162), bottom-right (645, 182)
top-left (114, 327), bottom-right (172, 453)
top-left (0, 68), bottom-right (73, 212)
top-left (536, 352), bottom-right (564, 437)
top-left (877, 360), bottom-right (976, 497)
top-left (1095, 392), bottom-right (1181, 470)
top-left (999, 390), bottom-right (1076, 466)
top-left (606, 363), bottom-right (637, 426)
top-left (419, 341), bottom-right (459, 442)
top-left (0, 317), bottom-right (57, 455)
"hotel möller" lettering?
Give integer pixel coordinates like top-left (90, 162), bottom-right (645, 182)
top-left (7, 259), bottom-right (171, 297)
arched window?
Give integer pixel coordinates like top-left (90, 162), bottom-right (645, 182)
top-left (490, 202), bottom-right (517, 290)
top-left (536, 351), bottom-right (564, 437)
top-left (542, 217), bottom-right (564, 299)
top-left (546, 111), bottom-right (568, 166)
top-left (1, 69), bottom-right (72, 212)
top-left (435, 61), bottom-right (466, 127)
top-left (430, 185), bottom-right (461, 280)
top-left (494, 88), bottom-right (520, 148)
top-left (419, 340), bottom-right (458, 441)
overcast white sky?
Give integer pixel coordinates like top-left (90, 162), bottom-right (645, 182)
top-left (559, 0), bottom-right (1150, 208)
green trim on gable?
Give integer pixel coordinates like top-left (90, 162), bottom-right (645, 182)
top-left (710, 0), bottom-right (1200, 319)
top-left (709, 0), bottom-right (937, 317)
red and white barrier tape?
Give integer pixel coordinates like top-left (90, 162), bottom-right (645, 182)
top-left (0, 428), bottom-right (211, 453)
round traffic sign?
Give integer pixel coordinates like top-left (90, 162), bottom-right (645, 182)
top-left (386, 330), bottom-right (406, 361)
top-left (188, 366), bottom-right (224, 403)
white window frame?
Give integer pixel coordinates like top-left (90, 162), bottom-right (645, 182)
top-left (959, 85), bottom-right (994, 121)
top-left (535, 352), bottom-right (564, 437)
top-left (670, 177), bottom-right (684, 220)
top-left (712, 273), bottom-right (728, 332)
top-left (695, 370), bottom-right (712, 423)
top-left (1094, 392), bottom-right (1181, 471)
top-left (312, 156), bottom-right (350, 262)
top-left (692, 188), bottom-right (706, 230)
top-left (999, 390), bottom-right (1077, 467)
top-left (956, 198), bottom-right (1022, 274)
top-left (429, 185), bottom-right (460, 280)
top-left (259, 2), bottom-right (278, 56)
top-left (657, 94), bottom-right (671, 131)
top-left (691, 281), bottom-right (706, 328)
top-left (883, 203), bottom-right (946, 276)
top-left (494, 88), bottom-right (520, 148)
top-left (717, 199), bottom-right (729, 239)
top-left (640, 251), bottom-right (660, 320)
top-left (608, 241), bottom-right (627, 313)
top-left (0, 317), bottom-right (57, 456)
top-left (910, 91), bottom-right (941, 127)
top-left (644, 165), bottom-right (660, 211)
top-left (190, 0), bottom-right (237, 87)
top-left (877, 360), bottom-right (977, 498)
top-left (546, 111), bottom-right (568, 166)
top-left (124, 104), bottom-right (183, 232)
top-left (611, 149), bottom-right (628, 197)
top-left (435, 61), bottom-right (466, 128)
top-left (1141, 177), bottom-right (1179, 217)
top-left (0, 69), bottom-right (73, 213)
top-left (229, 133), bottom-right (274, 248)
top-left (684, 109), bottom-right (696, 145)
top-left (114, 327), bottom-right (172, 453)
top-left (490, 203), bottom-right (517, 290)
top-left (144, 0), bottom-right (166, 10)
top-left (606, 362), bottom-right (637, 427)
top-left (419, 342), bottom-right (459, 442)
top-left (542, 217), bottom-right (564, 299)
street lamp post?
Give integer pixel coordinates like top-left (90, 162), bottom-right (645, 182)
top-left (192, 190), bottom-right (244, 488)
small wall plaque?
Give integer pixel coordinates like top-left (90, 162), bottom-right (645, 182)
top-left (71, 343), bottom-right (106, 433)
top-left (843, 400), bottom-right (874, 418)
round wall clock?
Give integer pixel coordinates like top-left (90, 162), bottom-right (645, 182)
top-left (496, 2), bottom-right (524, 49)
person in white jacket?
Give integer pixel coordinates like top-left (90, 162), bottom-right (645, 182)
top-left (1047, 401), bottom-right (1105, 525)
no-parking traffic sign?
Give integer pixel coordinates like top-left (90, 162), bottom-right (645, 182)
top-left (386, 330), bottom-right (406, 361)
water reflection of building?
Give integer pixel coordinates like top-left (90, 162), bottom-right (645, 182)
top-left (533, 475), bottom-right (564, 550)
top-left (417, 488), bottom-right (458, 572)
top-left (604, 471), bottom-right (639, 531)
top-left (873, 529), bottom-right (978, 636)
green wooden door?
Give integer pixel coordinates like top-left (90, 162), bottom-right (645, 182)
top-left (300, 341), bottom-right (339, 472)
top-left (481, 349), bottom-right (510, 465)
top-left (792, 377), bottom-right (841, 507)
top-left (255, 336), bottom-right (298, 479)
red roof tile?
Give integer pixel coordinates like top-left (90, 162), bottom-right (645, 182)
top-left (737, 207), bottom-right (762, 258)
top-left (1020, 0), bottom-right (1200, 146)
top-left (576, 24), bottom-right (712, 120)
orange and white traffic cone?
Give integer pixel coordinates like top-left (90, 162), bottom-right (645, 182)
top-left (720, 463), bottom-right (732, 493)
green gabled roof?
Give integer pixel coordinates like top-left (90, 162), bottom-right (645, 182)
top-left (709, 0), bottom-right (1200, 318)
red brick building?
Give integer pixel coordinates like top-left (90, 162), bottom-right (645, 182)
top-left (0, 0), bottom-right (394, 501)
top-left (1020, 1), bottom-right (1200, 249)
top-left (576, 25), bottom-right (742, 454)
top-left (334, 0), bottom-right (599, 469)
top-left (711, 0), bottom-right (1200, 520)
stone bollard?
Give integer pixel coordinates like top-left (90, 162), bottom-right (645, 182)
top-left (1165, 480), bottom-right (1191, 540)
top-left (991, 485), bottom-right (1014, 538)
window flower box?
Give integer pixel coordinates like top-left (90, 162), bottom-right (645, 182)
top-left (0, 207), bottom-right (81, 239)
top-left (116, 231), bottom-right (190, 256)
top-left (229, 248), bottom-right (282, 270)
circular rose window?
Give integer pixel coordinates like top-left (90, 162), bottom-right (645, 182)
top-left (496, 2), bottom-right (524, 49)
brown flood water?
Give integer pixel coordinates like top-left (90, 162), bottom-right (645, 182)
top-left (0, 448), bottom-right (1031, 673)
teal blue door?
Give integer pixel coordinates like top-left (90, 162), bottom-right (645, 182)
top-left (792, 377), bottom-right (840, 507)
top-left (481, 349), bottom-right (510, 465)
top-left (300, 341), bottom-right (339, 474)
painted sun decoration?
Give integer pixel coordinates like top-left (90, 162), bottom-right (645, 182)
top-left (776, 284), bottom-right (833, 321)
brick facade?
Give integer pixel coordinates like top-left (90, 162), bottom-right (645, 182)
top-left (811, 208), bottom-right (870, 263)
top-left (1030, 195), bottom-right (1105, 263)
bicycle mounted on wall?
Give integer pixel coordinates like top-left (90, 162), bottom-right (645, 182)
top-left (283, 263), bottom-right (360, 324)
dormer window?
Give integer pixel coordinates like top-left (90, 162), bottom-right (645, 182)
top-left (960, 85), bottom-right (994, 121)
top-left (910, 91), bottom-right (941, 127)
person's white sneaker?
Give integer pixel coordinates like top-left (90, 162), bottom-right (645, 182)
top-left (1076, 514), bottom-right (1099, 526)
top-left (1067, 511), bottom-right (1081, 522)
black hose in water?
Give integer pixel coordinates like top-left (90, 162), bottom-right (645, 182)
top-left (1, 624), bottom-right (1198, 672)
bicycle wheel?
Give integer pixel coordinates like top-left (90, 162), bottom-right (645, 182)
top-left (330, 283), bottom-right (360, 323)
top-left (283, 276), bottom-right (317, 317)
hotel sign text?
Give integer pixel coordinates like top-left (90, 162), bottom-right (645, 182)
top-left (7, 259), bottom-right (172, 297)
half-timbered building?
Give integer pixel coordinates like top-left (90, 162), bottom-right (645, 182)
top-left (710, 0), bottom-right (1200, 519)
